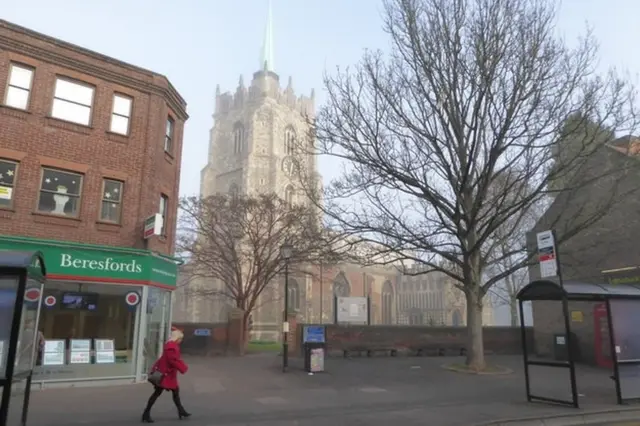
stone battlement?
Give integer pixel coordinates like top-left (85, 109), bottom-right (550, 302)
top-left (215, 69), bottom-right (315, 118)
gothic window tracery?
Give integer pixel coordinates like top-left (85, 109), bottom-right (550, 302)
top-left (233, 122), bottom-right (245, 154)
top-left (284, 126), bottom-right (296, 155)
top-left (284, 185), bottom-right (294, 206)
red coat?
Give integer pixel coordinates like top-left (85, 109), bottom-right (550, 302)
top-left (151, 340), bottom-right (188, 390)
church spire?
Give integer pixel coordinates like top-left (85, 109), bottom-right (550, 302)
top-left (260, 0), bottom-right (275, 73)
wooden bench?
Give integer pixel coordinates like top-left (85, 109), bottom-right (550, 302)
top-left (342, 347), bottom-right (398, 357)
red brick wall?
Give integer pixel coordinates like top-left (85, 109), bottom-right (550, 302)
top-left (0, 20), bottom-right (187, 255)
top-left (295, 323), bottom-right (532, 357)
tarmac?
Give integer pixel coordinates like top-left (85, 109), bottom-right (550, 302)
top-left (12, 354), bottom-right (640, 426)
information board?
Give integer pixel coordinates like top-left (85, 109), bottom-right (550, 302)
top-left (336, 296), bottom-right (368, 324)
top-left (303, 326), bottom-right (325, 343)
top-left (94, 339), bottom-right (115, 364)
top-left (309, 348), bottom-right (325, 372)
top-left (69, 339), bottom-right (91, 364)
top-left (42, 340), bottom-right (65, 366)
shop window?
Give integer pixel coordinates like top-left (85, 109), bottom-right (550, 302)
top-left (37, 168), bottom-right (83, 217)
top-left (100, 179), bottom-right (123, 223)
top-left (0, 159), bottom-right (18, 209)
top-left (143, 287), bottom-right (170, 372)
top-left (33, 282), bottom-right (141, 381)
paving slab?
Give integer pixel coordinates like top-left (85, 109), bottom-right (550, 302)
top-left (15, 354), bottom-right (640, 426)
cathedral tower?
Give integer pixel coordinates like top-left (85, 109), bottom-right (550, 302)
top-left (200, 1), bottom-right (317, 202)
top-left (194, 1), bottom-right (318, 339)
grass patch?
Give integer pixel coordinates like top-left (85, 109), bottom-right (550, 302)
top-left (443, 363), bottom-right (513, 375)
top-left (246, 341), bottom-right (281, 353)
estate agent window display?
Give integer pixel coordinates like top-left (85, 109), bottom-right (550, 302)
top-left (33, 281), bottom-right (142, 381)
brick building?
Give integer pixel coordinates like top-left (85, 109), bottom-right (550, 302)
top-left (529, 136), bottom-right (640, 365)
top-left (0, 19), bottom-right (187, 387)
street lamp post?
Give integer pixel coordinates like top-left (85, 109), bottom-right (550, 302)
top-left (280, 243), bottom-right (293, 373)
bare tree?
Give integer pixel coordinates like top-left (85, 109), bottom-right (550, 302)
top-left (177, 194), bottom-right (343, 337)
top-left (298, 0), bottom-right (638, 370)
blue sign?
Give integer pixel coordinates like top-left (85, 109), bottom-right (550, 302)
top-left (303, 325), bottom-right (325, 343)
top-left (194, 328), bottom-right (211, 337)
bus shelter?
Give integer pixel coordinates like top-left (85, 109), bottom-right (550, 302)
top-left (517, 279), bottom-right (640, 408)
top-left (0, 251), bottom-right (47, 426)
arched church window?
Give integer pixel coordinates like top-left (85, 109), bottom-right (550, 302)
top-left (233, 122), bottom-right (244, 154)
top-left (284, 126), bottom-right (296, 155)
top-left (284, 185), bottom-right (294, 206)
top-left (287, 278), bottom-right (300, 312)
top-left (381, 281), bottom-right (394, 325)
top-left (229, 183), bottom-right (239, 198)
top-left (333, 272), bottom-right (351, 297)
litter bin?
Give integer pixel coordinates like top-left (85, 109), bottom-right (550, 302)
top-left (553, 332), bottom-right (580, 362)
top-left (302, 325), bottom-right (326, 373)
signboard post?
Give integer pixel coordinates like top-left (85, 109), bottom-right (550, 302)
top-left (143, 214), bottom-right (163, 239)
top-left (536, 230), bottom-right (559, 279)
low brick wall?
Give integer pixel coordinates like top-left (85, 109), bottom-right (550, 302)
top-left (173, 322), bottom-right (230, 356)
top-left (296, 324), bottom-right (532, 357)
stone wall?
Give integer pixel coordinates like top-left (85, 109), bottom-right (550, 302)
top-left (294, 324), bottom-right (532, 357)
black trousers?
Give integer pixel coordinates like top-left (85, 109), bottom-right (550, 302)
top-left (144, 386), bottom-right (186, 413)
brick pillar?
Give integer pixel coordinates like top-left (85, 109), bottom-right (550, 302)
top-left (227, 308), bottom-right (245, 356)
top-left (287, 312), bottom-right (299, 356)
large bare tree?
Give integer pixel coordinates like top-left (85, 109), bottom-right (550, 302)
top-left (299, 0), bottom-right (638, 370)
top-left (177, 193), bottom-right (343, 335)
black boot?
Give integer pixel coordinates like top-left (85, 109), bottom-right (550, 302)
top-left (141, 411), bottom-right (154, 423)
top-left (178, 411), bottom-right (192, 420)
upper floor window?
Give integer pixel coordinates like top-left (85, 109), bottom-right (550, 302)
top-left (110, 94), bottom-right (132, 135)
top-left (284, 126), bottom-right (296, 155)
top-left (100, 179), bottom-right (123, 223)
top-left (37, 168), bottom-right (83, 217)
top-left (5, 63), bottom-right (34, 110)
top-left (51, 77), bottom-right (94, 126)
top-left (159, 193), bottom-right (169, 234)
top-left (233, 122), bottom-right (244, 154)
top-left (164, 117), bottom-right (174, 153)
top-left (0, 159), bottom-right (18, 208)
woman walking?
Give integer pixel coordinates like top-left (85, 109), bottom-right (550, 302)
top-left (142, 328), bottom-right (191, 423)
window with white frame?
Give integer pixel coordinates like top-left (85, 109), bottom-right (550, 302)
top-left (164, 117), bottom-right (174, 152)
top-left (51, 78), bottom-right (94, 126)
top-left (110, 94), bottom-right (132, 135)
top-left (5, 63), bottom-right (34, 110)
top-left (159, 194), bottom-right (169, 234)
top-left (100, 179), bottom-right (123, 223)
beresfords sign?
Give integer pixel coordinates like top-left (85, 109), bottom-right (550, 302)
top-left (60, 253), bottom-right (143, 274)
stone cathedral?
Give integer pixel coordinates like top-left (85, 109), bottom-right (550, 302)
top-left (172, 5), bottom-right (494, 340)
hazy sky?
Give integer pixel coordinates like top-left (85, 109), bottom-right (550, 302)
top-left (4, 0), bottom-right (639, 324)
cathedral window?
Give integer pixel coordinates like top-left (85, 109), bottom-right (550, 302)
top-left (284, 126), bottom-right (296, 155)
top-left (229, 183), bottom-right (239, 199)
top-left (233, 122), bottom-right (245, 154)
top-left (284, 185), bottom-right (294, 206)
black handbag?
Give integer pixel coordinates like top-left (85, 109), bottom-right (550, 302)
top-left (148, 370), bottom-right (164, 386)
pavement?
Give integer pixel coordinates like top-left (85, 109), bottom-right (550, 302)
top-left (9, 353), bottom-right (640, 426)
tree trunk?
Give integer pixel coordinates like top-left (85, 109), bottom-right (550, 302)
top-left (510, 297), bottom-right (518, 327)
top-left (465, 287), bottom-right (486, 371)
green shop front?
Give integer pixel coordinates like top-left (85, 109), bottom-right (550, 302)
top-left (0, 236), bottom-right (179, 388)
